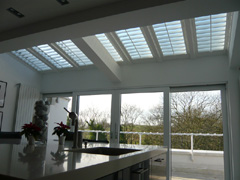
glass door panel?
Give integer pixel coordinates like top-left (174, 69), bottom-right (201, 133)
top-left (170, 90), bottom-right (224, 180)
top-left (78, 94), bottom-right (112, 142)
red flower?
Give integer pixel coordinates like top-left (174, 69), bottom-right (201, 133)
top-left (52, 121), bottom-right (70, 137)
top-left (56, 122), bottom-right (70, 129)
top-left (21, 122), bottom-right (41, 139)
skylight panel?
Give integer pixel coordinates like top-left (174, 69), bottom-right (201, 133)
top-left (12, 49), bottom-right (51, 71)
top-left (56, 40), bottom-right (93, 66)
top-left (115, 27), bottom-right (153, 59)
top-left (195, 13), bottom-right (227, 52)
top-left (153, 20), bottom-right (187, 56)
top-left (96, 34), bottom-right (123, 62)
top-left (32, 44), bottom-right (72, 69)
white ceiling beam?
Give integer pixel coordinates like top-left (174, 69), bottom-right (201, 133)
top-left (182, 19), bottom-right (198, 59)
top-left (27, 48), bottom-right (58, 71)
top-left (229, 12), bottom-right (240, 69)
top-left (141, 26), bottom-right (163, 61)
top-left (0, 0), bottom-right (239, 53)
top-left (72, 36), bottom-right (122, 83)
top-left (48, 43), bottom-right (80, 68)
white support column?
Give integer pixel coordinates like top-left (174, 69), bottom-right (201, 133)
top-left (229, 12), bottom-right (240, 68)
top-left (110, 91), bottom-right (121, 146)
top-left (221, 85), bottom-right (232, 180)
top-left (225, 71), bottom-right (240, 180)
top-left (163, 88), bottom-right (171, 180)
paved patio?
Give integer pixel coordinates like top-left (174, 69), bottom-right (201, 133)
top-left (150, 164), bottom-right (224, 180)
top-left (150, 171), bottom-right (224, 180)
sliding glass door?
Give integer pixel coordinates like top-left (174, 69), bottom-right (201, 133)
top-left (63, 85), bottom-right (230, 180)
top-left (170, 86), bottom-right (229, 180)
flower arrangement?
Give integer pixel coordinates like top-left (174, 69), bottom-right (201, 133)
top-left (21, 122), bottom-right (41, 140)
top-left (50, 150), bottom-right (68, 166)
top-left (52, 122), bottom-right (70, 137)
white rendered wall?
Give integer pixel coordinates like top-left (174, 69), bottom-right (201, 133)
top-left (0, 54), bottom-right (41, 131)
top-left (41, 56), bottom-right (229, 93)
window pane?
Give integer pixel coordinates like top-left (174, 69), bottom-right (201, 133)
top-left (120, 92), bottom-right (164, 145)
top-left (195, 13), bottom-right (227, 52)
top-left (153, 20), bottom-right (187, 56)
top-left (116, 27), bottom-right (153, 59)
top-left (78, 94), bottom-right (112, 142)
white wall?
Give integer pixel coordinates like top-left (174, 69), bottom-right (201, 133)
top-left (41, 55), bottom-right (230, 93)
top-left (0, 54), bottom-right (41, 131)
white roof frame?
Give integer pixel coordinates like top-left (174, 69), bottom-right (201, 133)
top-left (72, 36), bottom-right (122, 82)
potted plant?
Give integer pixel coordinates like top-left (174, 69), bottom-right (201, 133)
top-left (52, 122), bottom-right (70, 145)
top-left (21, 122), bottom-right (41, 145)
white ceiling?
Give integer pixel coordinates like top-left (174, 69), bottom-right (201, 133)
top-left (0, 0), bottom-right (239, 52)
top-left (0, 0), bottom-right (240, 82)
top-left (0, 0), bottom-right (184, 44)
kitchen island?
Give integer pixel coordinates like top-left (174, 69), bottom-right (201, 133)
top-left (0, 141), bottom-right (166, 180)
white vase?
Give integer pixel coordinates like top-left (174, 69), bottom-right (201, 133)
top-left (28, 136), bottom-right (35, 145)
top-left (59, 136), bottom-right (66, 145)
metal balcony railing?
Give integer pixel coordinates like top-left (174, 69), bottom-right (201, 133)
top-left (80, 130), bottom-right (223, 160)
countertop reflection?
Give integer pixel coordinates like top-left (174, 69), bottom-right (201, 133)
top-left (0, 140), bottom-right (166, 180)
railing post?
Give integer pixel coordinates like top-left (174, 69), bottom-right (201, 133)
top-left (191, 133), bottom-right (194, 161)
top-left (139, 133), bottom-right (142, 145)
top-left (96, 131), bottom-right (99, 141)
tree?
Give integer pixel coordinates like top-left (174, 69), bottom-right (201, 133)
top-left (121, 104), bottom-right (143, 144)
top-left (142, 104), bottom-right (164, 145)
top-left (78, 107), bottom-right (110, 140)
top-left (86, 119), bottom-right (107, 140)
top-left (78, 107), bottom-right (110, 130)
top-left (139, 91), bottom-right (223, 149)
top-left (170, 91), bottom-right (223, 150)
top-left (119, 125), bottom-right (127, 144)
top-left (121, 104), bottom-right (143, 131)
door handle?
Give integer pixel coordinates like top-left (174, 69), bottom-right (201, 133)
top-left (154, 158), bottom-right (164, 162)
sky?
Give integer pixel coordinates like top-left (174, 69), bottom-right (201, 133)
top-left (78, 92), bottom-right (163, 112)
top-left (77, 93), bottom-right (163, 124)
